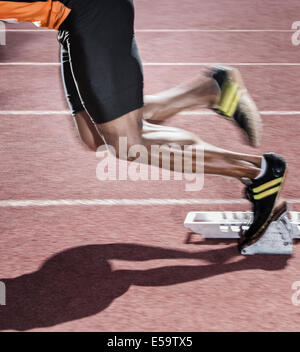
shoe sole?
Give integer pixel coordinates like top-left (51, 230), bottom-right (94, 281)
top-left (234, 93), bottom-right (262, 147)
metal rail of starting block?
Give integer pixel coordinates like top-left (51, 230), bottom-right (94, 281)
top-left (184, 208), bottom-right (300, 255)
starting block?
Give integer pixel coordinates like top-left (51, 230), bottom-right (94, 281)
top-left (184, 206), bottom-right (300, 255)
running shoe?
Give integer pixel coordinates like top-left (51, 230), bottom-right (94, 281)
top-left (210, 66), bottom-right (262, 147)
top-left (238, 153), bottom-right (287, 251)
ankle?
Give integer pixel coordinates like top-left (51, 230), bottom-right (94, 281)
top-left (203, 78), bottom-right (220, 107)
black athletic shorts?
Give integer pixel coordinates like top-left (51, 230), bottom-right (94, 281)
top-left (58, 0), bottom-right (144, 124)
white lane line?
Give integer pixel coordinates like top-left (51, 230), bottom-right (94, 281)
top-left (182, 111), bottom-right (300, 116)
top-left (0, 199), bottom-right (265, 207)
top-left (1, 29), bottom-right (294, 33)
top-left (144, 63), bottom-right (300, 66)
top-left (137, 29), bottom-right (295, 33)
top-left (0, 63), bottom-right (60, 66)
top-left (0, 198), bottom-right (300, 208)
top-left (0, 29), bottom-right (54, 32)
top-left (1, 111), bottom-right (300, 116)
top-left (1, 62), bottom-right (300, 66)
top-left (0, 111), bottom-right (71, 115)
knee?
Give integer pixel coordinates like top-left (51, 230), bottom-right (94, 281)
top-left (73, 111), bottom-right (105, 152)
top-left (99, 109), bottom-right (146, 162)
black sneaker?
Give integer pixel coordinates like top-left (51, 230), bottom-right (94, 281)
top-left (210, 66), bottom-right (262, 147)
top-left (238, 153), bottom-right (287, 251)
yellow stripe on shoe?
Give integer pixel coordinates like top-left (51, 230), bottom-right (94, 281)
top-left (252, 177), bottom-right (283, 194)
top-left (214, 81), bottom-right (241, 117)
top-left (253, 186), bottom-right (281, 200)
top-left (226, 88), bottom-right (241, 117)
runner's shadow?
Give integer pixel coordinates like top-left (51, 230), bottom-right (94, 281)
top-left (0, 243), bottom-right (289, 331)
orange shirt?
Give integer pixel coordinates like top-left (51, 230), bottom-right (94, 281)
top-left (0, 0), bottom-right (71, 29)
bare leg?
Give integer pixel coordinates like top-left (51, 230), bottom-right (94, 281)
top-left (73, 75), bottom-right (219, 152)
top-left (143, 76), bottom-right (219, 123)
top-left (143, 67), bottom-right (262, 148)
top-left (142, 121), bottom-right (261, 179)
top-left (97, 110), bottom-right (262, 180)
top-left (71, 105), bottom-right (261, 180)
top-left (73, 69), bottom-right (255, 155)
top-left (72, 75), bottom-right (261, 181)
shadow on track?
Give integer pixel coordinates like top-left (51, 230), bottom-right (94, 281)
top-left (0, 243), bottom-right (290, 331)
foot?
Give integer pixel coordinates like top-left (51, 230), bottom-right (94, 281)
top-left (210, 66), bottom-right (262, 148)
top-left (238, 153), bottom-right (287, 251)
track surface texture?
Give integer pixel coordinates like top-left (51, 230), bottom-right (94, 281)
top-left (0, 0), bottom-right (300, 332)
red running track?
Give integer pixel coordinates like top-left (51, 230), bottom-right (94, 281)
top-left (0, 0), bottom-right (300, 332)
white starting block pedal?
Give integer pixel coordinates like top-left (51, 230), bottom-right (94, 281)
top-left (184, 205), bottom-right (300, 255)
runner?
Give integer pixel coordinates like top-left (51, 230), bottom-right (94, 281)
top-left (0, 0), bottom-right (287, 250)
